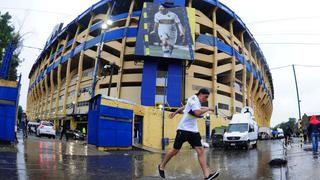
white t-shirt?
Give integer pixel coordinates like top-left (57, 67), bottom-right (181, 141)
top-left (177, 95), bottom-right (201, 133)
top-left (154, 11), bottom-right (180, 34)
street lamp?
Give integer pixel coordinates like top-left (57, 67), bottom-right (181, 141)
top-left (161, 74), bottom-right (168, 151)
top-left (91, 20), bottom-right (113, 98)
top-left (72, 101), bottom-right (76, 115)
top-left (104, 62), bottom-right (115, 96)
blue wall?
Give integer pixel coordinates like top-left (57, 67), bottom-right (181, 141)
top-left (88, 96), bottom-right (133, 147)
top-left (167, 63), bottom-right (183, 107)
top-left (0, 104), bottom-right (16, 142)
top-left (141, 61), bottom-right (157, 106)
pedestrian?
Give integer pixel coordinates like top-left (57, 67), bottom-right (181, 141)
top-left (60, 121), bottom-right (69, 141)
top-left (302, 128), bottom-right (308, 144)
top-left (307, 115), bottom-right (320, 155)
top-left (25, 119), bottom-right (29, 138)
top-left (82, 127), bottom-right (86, 136)
top-left (158, 88), bottom-right (219, 179)
top-left (14, 124), bottom-right (18, 143)
top-left (283, 125), bottom-right (293, 147)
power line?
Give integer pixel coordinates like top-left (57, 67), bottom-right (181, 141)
top-left (270, 65), bottom-right (291, 70)
top-left (255, 33), bottom-right (320, 36)
top-left (247, 16), bottom-right (320, 25)
top-left (270, 64), bottom-right (320, 71)
top-left (21, 45), bottom-right (43, 51)
top-left (260, 42), bottom-right (320, 46)
top-left (0, 6), bottom-right (75, 17)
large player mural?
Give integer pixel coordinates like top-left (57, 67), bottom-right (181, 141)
top-left (135, 2), bottom-right (195, 61)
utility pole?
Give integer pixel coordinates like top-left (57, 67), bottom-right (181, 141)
top-left (292, 64), bottom-right (302, 148)
top-left (292, 64), bottom-right (301, 120)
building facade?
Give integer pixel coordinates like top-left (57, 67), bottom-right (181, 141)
top-left (27, 0), bottom-right (274, 131)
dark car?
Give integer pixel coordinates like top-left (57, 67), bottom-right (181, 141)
top-left (211, 128), bottom-right (225, 148)
top-left (66, 130), bottom-right (85, 140)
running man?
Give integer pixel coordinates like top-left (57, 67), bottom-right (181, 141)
top-left (150, 4), bottom-right (185, 57)
top-left (158, 88), bottom-right (219, 179)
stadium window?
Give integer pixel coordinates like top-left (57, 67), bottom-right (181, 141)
top-left (235, 93), bottom-right (243, 102)
top-left (218, 103), bottom-right (229, 110)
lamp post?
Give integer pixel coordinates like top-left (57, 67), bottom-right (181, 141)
top-left (103, 62), bottom-right (115, 96)
top-left (91, 20), bottom-right (113, 98)
top-left (161, 74), bottom-right (168, 151)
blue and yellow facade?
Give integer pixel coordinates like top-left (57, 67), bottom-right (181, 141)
top-left (27, 0), bottom-right (274, 148)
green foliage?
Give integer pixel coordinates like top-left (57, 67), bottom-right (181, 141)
top-left (18, 105), bottom-right (23, 121)
top-left (0, 11), bottom-right (23, 81)
top-left (273, 117), bottom-right (297, 132)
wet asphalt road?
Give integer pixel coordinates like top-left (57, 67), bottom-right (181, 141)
top-left (0, 132), bottom-right (319, 180)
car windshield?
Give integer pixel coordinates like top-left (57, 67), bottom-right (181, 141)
top-left (227, 123), bottom-right (248, 133)
top-left (42, 122), bottom-right (53, 126)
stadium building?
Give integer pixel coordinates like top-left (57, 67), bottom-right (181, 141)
top-left (27, 0), bottom-right (273, 149)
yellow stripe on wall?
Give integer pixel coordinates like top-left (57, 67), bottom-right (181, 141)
top-left (145, 48), bottom-right (150, 55)
top-left (144, 35), bottom-right (149, 42)
top-left (186, 7), bottom-right (196, 43)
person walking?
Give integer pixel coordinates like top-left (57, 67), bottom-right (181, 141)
top-left (308, 115), bottom-right (320, 155)
top-left (158, 88), bottom-right (219, 179)
top-left (60, 121), bottom-right (69, 141)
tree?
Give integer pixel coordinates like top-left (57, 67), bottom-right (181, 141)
top-left (0, 11), bottom-right (23, 81)
top-left (18, 105), bottom-right (23, 121)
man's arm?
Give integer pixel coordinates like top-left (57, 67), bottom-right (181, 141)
top-left (169, 106), bottom-right (185, 119)
top-left (192, 107), bottom-right (214, 117)
top-left (177, 23), bottom-right (184, 37)
top-left (150, 23), bottom-right (159, 34)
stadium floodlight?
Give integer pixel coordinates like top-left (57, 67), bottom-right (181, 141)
top-left (101, 23), bottom-right (108, 30)
top-left (106, 19), bottom-right (113, 26)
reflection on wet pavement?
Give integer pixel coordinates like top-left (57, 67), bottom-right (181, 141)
top-left (0, 133), bottom-right (320, 180)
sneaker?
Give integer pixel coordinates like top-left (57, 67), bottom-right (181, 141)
top-left (204, 170), bottom-right (220, 180)
top-left (158, 164), bottom-right (165, 178)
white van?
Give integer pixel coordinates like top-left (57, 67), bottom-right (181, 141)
top-left (223, 107), bottom-right (258, 149)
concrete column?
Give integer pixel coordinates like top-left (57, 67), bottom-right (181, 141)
top-left (229, 20), bottom-right (236, 114)
top-left (60, 34), bottom-right (74, 117)
top-left (74, 19), bottom-right (92, 112)
top-left (117, 0), bottom-right (135, 98)
top-left (211, 7), bottom-right (218, 114)
top-left (240, 31), bottom-right (247, 107)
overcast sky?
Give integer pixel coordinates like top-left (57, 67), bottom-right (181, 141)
top-left (1, 0), bottom-right (320, 127)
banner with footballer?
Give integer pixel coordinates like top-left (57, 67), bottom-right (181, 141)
top-left (135, 2), bottom-right (195, 61)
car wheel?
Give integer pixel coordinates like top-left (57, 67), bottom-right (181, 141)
top-left (53, 136), bottom-right (56, 139)
top-left (253, 142), bottom-right (257, 149)
top-left (245, 142), bottom-right (250, 150)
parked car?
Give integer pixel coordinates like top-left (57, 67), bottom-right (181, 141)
top-left (211, 128), bottom-right (225, 148)
top-left (277, 128), bottom-right (284, 139)
top-left (66, 130), bottom-right (85, 140)
top-left (36, 121), bottom-right (56, 138)
top-left (258, 127), bottom-right (272, 140)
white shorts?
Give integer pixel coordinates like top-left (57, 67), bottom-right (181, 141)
top-left (158, 29), bottom-right (177, 46)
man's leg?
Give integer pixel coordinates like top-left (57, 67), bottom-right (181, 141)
top-left (312, 133), bottom-right (316, 153)
top-left (195, 147), bottom-right (209, 178)
top-left (160, 148), bottom-right (179, 170)
top-left (60, 130), bottom-right (64, 140)
top-left (316, 134), bottom-right (319, 152)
